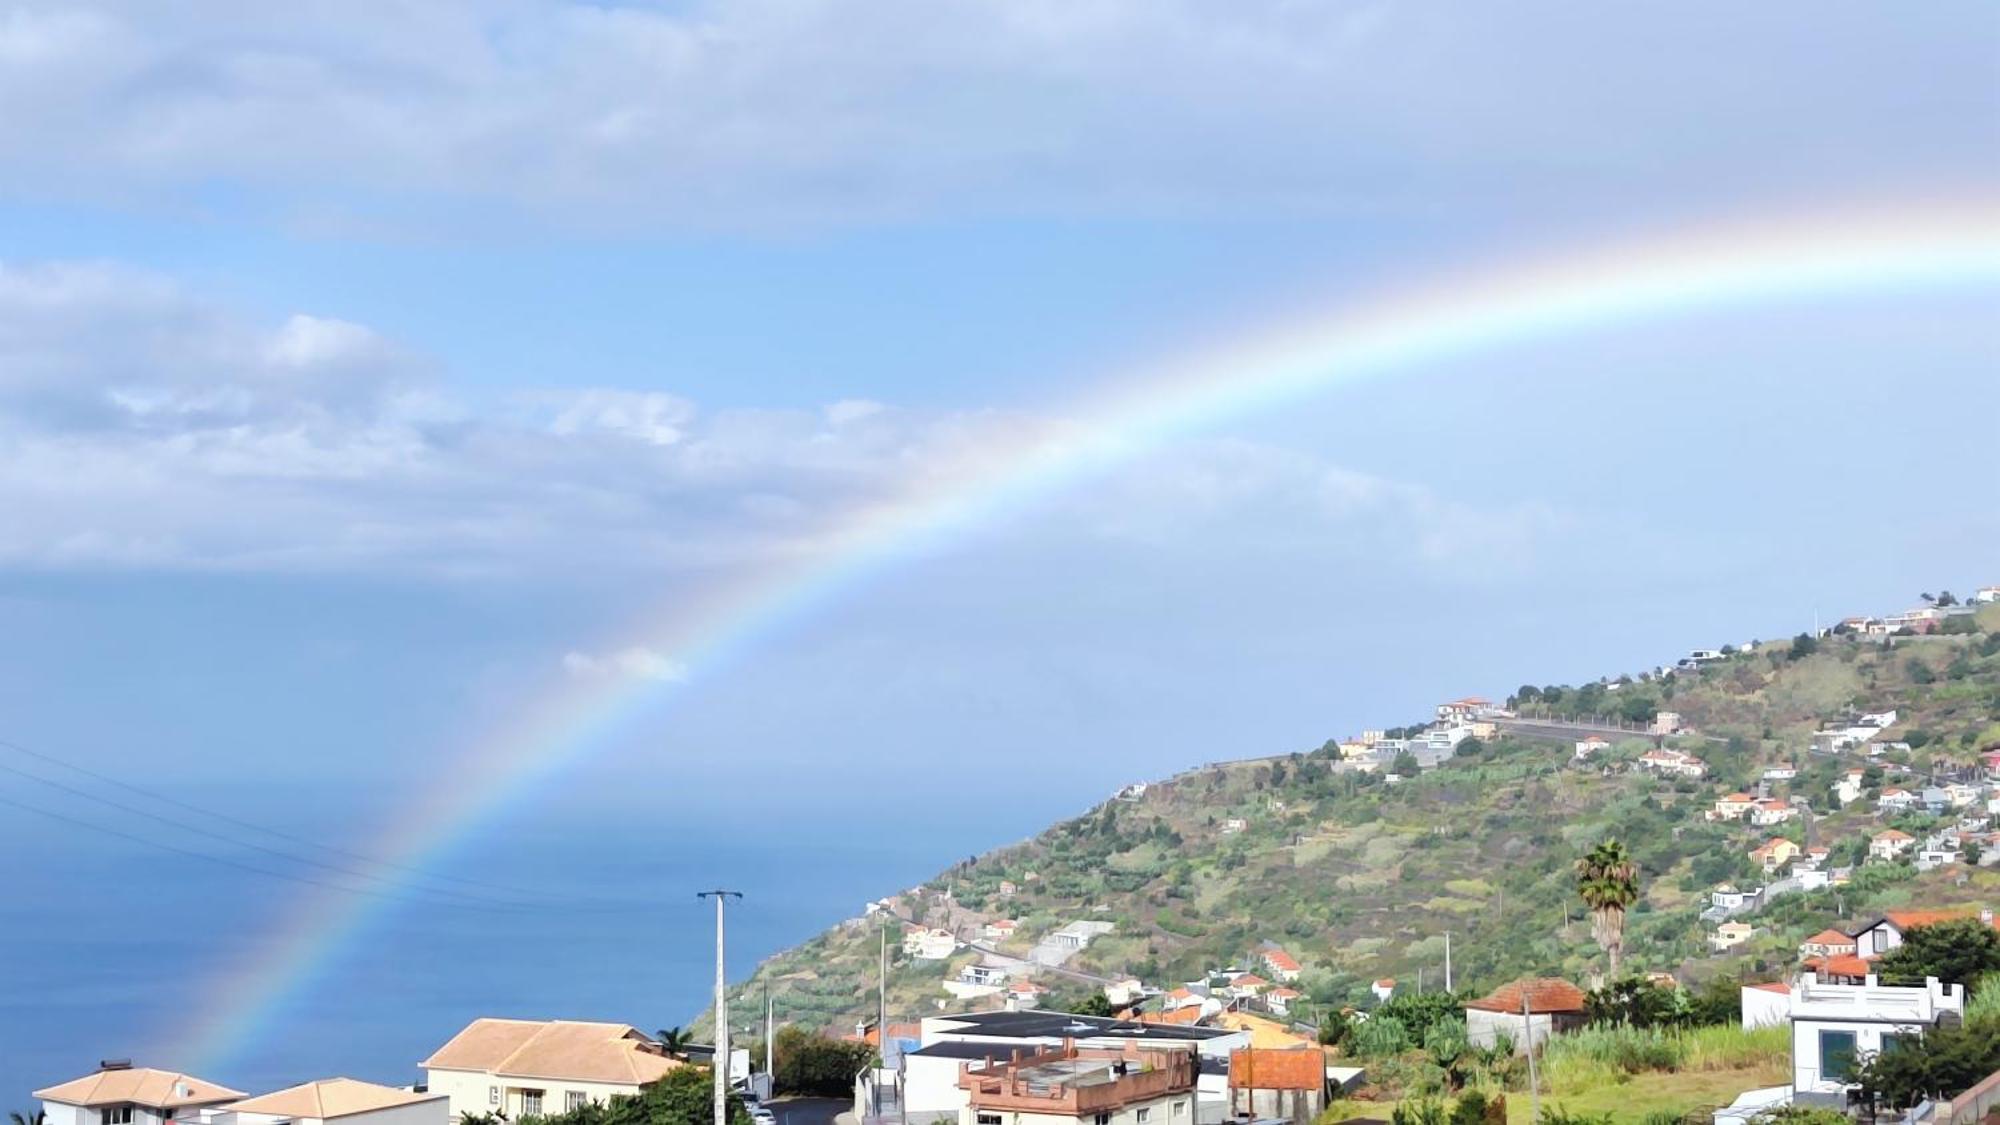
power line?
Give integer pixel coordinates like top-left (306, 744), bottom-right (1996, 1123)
top-left (0, 736), bottom-right (658, 915)
top-left (0, 736), bottom-right (545, 898)
top-left (0, 759), bottom-right (532, 911)
top-left (0, 790), bottom-right (547, 914)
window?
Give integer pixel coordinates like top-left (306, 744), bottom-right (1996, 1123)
top-left (1137, 1110), bottom-right (1150, 1123)
top-left (489, 1088), bottom-right (500, 1106)
top-left (521, 1090), bottom-right (545, 1116)
top-left (1094, 1114), bottom-right (1111, 1125)
top-left (1171, 1103), bottom-right (1186, 1118)
top-left (103, 1108), bottom-right (134, 1125)
top-left (566, 1093), bottom-right (588, 1113)
top-left (1819, 1029), bottom-right (1858, 1080)
top-left (977, 1115), bottom-right (1002, 1125)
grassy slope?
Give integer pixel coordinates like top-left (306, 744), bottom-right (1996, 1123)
top-left (728, 615), bottom-right (2000, 1036)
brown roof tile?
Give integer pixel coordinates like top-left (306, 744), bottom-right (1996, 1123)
top-left (1463, 977), bottom-right (1588, 1014)
top-left (34, 1069), bottom-right (244, 1109)
top-left (226, 1078), bottom-right (441, 1120)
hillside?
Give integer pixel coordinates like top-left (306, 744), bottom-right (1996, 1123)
top-left (719, 600), bottom-right (2000, 1037)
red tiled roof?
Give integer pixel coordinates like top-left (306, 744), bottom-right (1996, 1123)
top-left (1884, 908), bottom-right (1998, 932)
top-left (1463, 978), bottom-right (1587, 1014)
top-left (1747, 982), bottom-right (1791, 995)
top-left (1140, 1007), bottom-right (1205, 1026)
top-left (1803, 929), bottom-right (1853, 947)
top-left (1228, 1049), bottom-right (1322, 1091)
top-left (1262, 949), bottom-right (1300, 972)
top-left (1809, 954), bottom-right (1871, 979)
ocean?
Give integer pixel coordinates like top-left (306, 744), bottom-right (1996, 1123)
top-left (0, 784), bottom-right (1084, 1109)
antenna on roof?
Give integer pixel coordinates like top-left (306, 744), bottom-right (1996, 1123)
top-left (99, 1060), bottom-right (132, 1072)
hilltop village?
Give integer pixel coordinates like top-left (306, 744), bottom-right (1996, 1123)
top-left (22, 587), bottom-right (2000, 1121)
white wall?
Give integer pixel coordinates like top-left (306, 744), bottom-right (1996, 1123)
top-left (426, 1069), bottom-right (644, 1121)
top-left (1739, 987), bottom-right (1788, 1029)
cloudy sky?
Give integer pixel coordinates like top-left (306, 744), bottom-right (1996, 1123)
top-left (0, 0), bottom-right (1995, 1083)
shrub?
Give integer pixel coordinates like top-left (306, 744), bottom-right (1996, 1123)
top-left (1351, 1014), bottom-right (1412, 1057)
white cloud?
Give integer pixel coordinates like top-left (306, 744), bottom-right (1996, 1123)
top-left (0, 3), bottom-right (1984, 230)
top-left (562, 647), bottom-right (687, 683)
top-left (0, 258), bottom-right (1566, 582)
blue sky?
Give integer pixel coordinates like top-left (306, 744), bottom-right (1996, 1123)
top-left (0, 0), bottom-right (1996, 1094)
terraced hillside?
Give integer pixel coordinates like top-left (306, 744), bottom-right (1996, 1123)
top-left (713, 602), bottom-right (2000, 1036)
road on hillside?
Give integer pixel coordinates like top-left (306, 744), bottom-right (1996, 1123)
top-left (770, 1097), bottom-right (847, 1125)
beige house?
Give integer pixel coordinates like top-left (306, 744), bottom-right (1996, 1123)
top-left (422, 1019), bottom-right (683, 1120)
top-left (36, 1065), bottom-right (244, 1125)
top-left (222, 1079), bottom-right (445, 1125)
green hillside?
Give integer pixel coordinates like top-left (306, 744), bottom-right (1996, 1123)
top-left (720, 603), bottom-right (2000, 1035)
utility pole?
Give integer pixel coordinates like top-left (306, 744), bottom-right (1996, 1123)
top-left (1444, 931), bottom-right (1452, 994)
top-left (699, 890), bottom-right (744, 1125)
top-left (764, 981), bottom-right (774, 1094)
top-left (876, 921), bottom-right (888, 1119)
top-left (1523, 990), bottom-right (1541, 1124)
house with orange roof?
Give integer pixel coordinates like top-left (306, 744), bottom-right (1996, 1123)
top-left (1749, 837), bottom-right (1801, 873)
top-left (1574, 734), bottom-right (1611, 761)
top-left (1867, 828), bottom-right (1915, 862)
top-left (1258, 947), bottom-right (1301, 982)
top-left (1707, 793), bottom-right (1757, 821)
top-left (36, 1064), bottom-right (244, 1125)
top-left (1851, 907), bottom-right (1998, 960)
top-left (1226, 972), bottom-right (1270, 999)
top-left (1749, 798), bottom-right (1800, 827)
top-left (421, 1019), bottom-right (685, 1120)
top-left (1798, 929), bottom-right (1856, 960)
top-left (1262, 986), bottom-right (1302, 1017)
top-left (225, 1079), bottom-right (445, 1125)
top-left (1462, 978), bottom-right (1588, 1053)
top-left (983, 919), bottom-right (1019, 941)
top-left (1436, 697), bottom-right (1494, 724)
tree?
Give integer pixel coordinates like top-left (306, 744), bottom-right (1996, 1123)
top-left (1574, 839), bottom-right (1640, 980)
top-left (1391, 750), bottom-right (1420, 778)
top-left (1454, 737), bottom-right (1486, 759)
top-left (1852, 1014), bottom-right (2000, 1110)
top-left (13, 1112), bottom-right (48, 1125)
top-left (771, 1025), bottom-right (876, 1096)
top-left (1876, 918), bottom-right (2000, 989)
top-left (1788, 632), bottom-right (1818, 660)
top-left (1584, 977), bottom-right (1680, 1028)
top-left (654, 1027), bottom-right (694, 1059)
top-left (1065, 990), bottom-right (1116, 1017)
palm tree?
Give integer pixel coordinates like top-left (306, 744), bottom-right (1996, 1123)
top-left (13, 1110), bottom-right (48, 1125)
top-left (655, 1026), bottom-right (693, 1059)
top-left (1574, 838), bottom-right (1640, 982)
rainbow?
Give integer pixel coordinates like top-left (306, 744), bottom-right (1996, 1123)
top-left (176, 198), bottom-right (1999, 1072)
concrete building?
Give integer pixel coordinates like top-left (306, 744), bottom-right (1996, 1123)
top-left (1789, 973), bottom-right (1965, 1103)
top-left (220, 1080), bottom-right (445, 1125)
top-left (421, 1019), bottom-right (682, 1120)
top-left (956, 1043), bottom-right (1195, 1125)
top-left (35, 1066), bottom-right (244, 1125)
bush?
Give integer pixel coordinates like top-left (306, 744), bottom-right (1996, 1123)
top-left (1852, 1014), bottom-right (2000, 1110)
top-left (1351, 1014), bottom-right (1412, 1057)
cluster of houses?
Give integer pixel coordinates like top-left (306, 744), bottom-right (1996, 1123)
top-left (28, 1020), bottom-right (723, 1125)
top-left (1824, 588), bottom-right (1995, 639)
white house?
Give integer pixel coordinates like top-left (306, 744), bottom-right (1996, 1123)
top-left (1974, 586), bottom-right (2000, 604)
top-left (36, 1066), bottom-right (245, 1125)
top-left (421, 1019), bottom-right (684, 1120)
top-left (1749, 799), bottom-right (1799, 827)
top-left (1370, 978), bottom-right (1395, 1004)
top-left (1710, 883), bottom-right (1761, 912)
top-left (907, 928), bottom-right (960, 960)
top-left (983, 919), bottom-right (1019, 941)
top-left (220, 1080), bottom-right (446, 1125)
top-left (1436, 697), bottom-right (1493, 724)
top-left (1761, 767), bottom-right (1798, 783)
top-left (1739, 982), bottom-right (1790, 1029)
top-left (1708, 921), bottom-right (1755, 951)
top-left (1867, 829), bottom-right (1915, 862)
top-left (1851, 909), bottom-right (1995, 959)
top-left (1574, 735), bottom-right (1610, 761)
top-left (1651, 711), bottom-right (1682, 735)
top-left (1830, 771), bottom-right (1864, 808)
top-left (1789, 973), bottom-right (1964, 1100)
top-left (1877, 787), bottom-right (1917, 812)
top-left (1636, 748), bottom-right (1706, 778)
top-left (1258, 947), bottom-right (1301, 983)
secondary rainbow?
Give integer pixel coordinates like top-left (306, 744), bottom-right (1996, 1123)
top-left (179, 198), bottom-right (1999, 1072)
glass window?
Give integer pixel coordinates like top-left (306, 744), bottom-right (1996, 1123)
top-left (522, 1090), bottom-right (544, 1116)
top-left (1137, 1110), bottom-right (1150, 1123)
top-left (566, 1093), bottom-right (588, 1113)
top-left (489, 1088), bottom-right (500, 1106)
top-left (1095, 1114), bottom-right (1111, 1125)
top-left (977, 1115), bottom-right (1002, 1125)
top-left (1820, 1029), bottom-right (1858, 1080)
top-left (103, 1108), bottom-right (134, 1125)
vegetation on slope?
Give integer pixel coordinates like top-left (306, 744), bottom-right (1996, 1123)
top-left (722, 604), bottom-right (2000, 1037)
